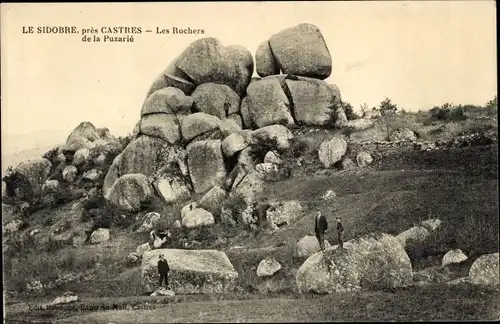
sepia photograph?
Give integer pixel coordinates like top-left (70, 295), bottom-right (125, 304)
top-left (1, 1), bottom-right (499, 323)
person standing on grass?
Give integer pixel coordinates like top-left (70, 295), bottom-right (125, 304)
top-left (157, 254), bottom-right (170, 289)
top-left (336, 217), bottom-right (345, 249)
top-left (314, 209), bottom-right (328, 251)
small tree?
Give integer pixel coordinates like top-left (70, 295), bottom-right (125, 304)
top-left (377, 98), bottom-right (398, 140)
top-left (379, 98), bottom-right (398, 116)
top-left (360, 103), bottom-right (369, 117)
top-left (341, 101), bottom-right (360, 120)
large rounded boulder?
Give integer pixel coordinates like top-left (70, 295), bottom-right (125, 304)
top-left (107, 173), bottom-right (153, 212)
top-left (269, 23), bottom-right (332, 79)
top-left (66, 121), bottom-right (101, 143)
top-left (118, 135), bottom-right (181, 177)
top-left (141, 249), bottom-right (238, 294)
top-left (250, 125), bottom-right (294, 152)
top-left (180, 113), bottom-right (222, 143)
top-left (296, 233), bottom-right (413, 294)
top-left (174, 38), bottom-right (236, 89)
top-left (8, 158), bottom-right (52, 200)
top-left (226, 45), bottom-right (254, 98)
top-left (141, 87), bottom-right (193, 116)
top-left (286, 76), bottom-right (339, 126)
top-left (469, 253), bottom-right (499, 288)
top-left (139, 114), bottom-right (181, 145)
top-left (191, 83), bottom-right (241, 120)
top-left (244, 77), bottom-right (295, 128)
top-left (255, 40), bottom-right (280, 78)
top-left (318, 137), bottom-right (347, 168)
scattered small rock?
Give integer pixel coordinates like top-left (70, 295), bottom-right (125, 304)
top-left (442, 249), bottom-right (468, 267)
top-left (257, 257), bottom-right (282, 277)
top-left (90, 228), bottom-right (110, 244)
top-left (322, 190), bottom-right (336, 200)
top-left (51, 291), bottom-right (79, 305)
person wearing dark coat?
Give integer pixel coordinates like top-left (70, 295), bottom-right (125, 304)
top-left (314, 209), bottom-right (328, 251)
top-left (157, 254), bottom-right (170, 289)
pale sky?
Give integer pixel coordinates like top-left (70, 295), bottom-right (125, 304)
top-left (1, 1), bottom-right (497, 138)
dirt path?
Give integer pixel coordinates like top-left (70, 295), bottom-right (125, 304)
top-left (7, 285), bottom-right (499, 323)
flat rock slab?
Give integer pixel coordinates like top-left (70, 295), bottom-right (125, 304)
top-left (141, 249), bottom-right (238, 294)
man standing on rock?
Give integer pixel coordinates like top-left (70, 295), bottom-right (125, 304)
top-left (315, 209), bottom-right (328, 251)
top-left (157, 254), bottom-right (170, 289)
top-left (336, 217), bottom-right (345, 249)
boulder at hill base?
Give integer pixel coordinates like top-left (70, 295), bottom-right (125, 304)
top-left (141, 249), bottom-right (239, 294)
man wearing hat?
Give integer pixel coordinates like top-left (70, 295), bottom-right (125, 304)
top-left (158, 254), bottom-right (170, 289)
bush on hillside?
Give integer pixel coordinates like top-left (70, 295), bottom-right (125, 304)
top-left (286, 137), bottom-right (316, 158)
top-left (248, 137), bottom-right (281, 163)
top-left (429, 104), bottom-right (467, 122)
top-left (341, 101), bottom-right (361, 120)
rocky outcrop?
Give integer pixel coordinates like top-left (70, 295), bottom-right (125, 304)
top-left (141, 249), bottom-right (238, 294)
top-left (296, 233), bottom-right (413, 293)
top-left (73, 148), bottom-right (90, 166)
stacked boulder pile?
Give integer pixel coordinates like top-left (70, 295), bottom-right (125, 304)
top-left (102, 23), bottom-right (348, 228)
top-left (2, 122), bottom-right (124, 207)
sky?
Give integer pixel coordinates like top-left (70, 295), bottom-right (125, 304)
top-left (1, 1), bottom-right (497, 140)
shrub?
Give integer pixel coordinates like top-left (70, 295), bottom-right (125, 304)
top-left (429, 104), bottom-right (467, 123)
top-left (221, 193), bottom-right (248, 226)
top-left (42, 147), bottom-right (61, 166)
top-left (248, 137), bottom-right (281, 163)
top-left (341, 101), bottom-right (360, 120)
top-left (288, 137), bottom-right (316, 158)
top-left (447, 106), bottom-right (466, 121)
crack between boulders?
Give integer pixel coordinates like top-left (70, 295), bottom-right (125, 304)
top-left (171, 62), bottom-right (196, 85)
top-left (278, 75), bottom-right (299, 125)
top-left (267, 40), bottom-right (282, 75)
